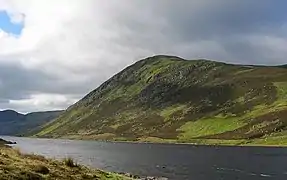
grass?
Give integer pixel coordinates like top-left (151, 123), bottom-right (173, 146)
top-left (246, 130), bottom-right (287, 146)
top-left (178, 114), bottom-right (246, 140)
top-left (274, 82), bottom-right (287, 99)
top-left (0, 146), bottom-right (131, 180)
top-left (250, 136), bottom-right (287, 146)
top-left (177, 82), bottom-right (287, 141)
top-left (63, 157), bottom-right (78, 168)
top-left (104, 57), bottom-right (182, 102)
top-left (61, 133), bottom-right (116, 141)
top-left (159, 104), bottom-right (187, 121)
top-left (179, 139), bottom-right (249, 146)
top-left (137, 136), bottom-right (177, 143)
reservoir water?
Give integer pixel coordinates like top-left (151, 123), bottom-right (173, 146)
top-left (2, 136), bottom-right (287, 180)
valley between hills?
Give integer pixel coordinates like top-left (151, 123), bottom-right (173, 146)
top-left (22, 55), bottom-right (287, 146)
top-left (0, 110), bottom-right (62, 136)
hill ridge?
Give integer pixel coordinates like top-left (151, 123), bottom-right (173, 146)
top-left (0, 110), bottom-right (63, 136)
top-left (35, 55), bottom-right (287, 146)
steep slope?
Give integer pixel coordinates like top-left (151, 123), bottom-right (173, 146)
top-left (36, 55), bottom-right (287, 144)
top-left (0, 110), bottom-right (63, 135)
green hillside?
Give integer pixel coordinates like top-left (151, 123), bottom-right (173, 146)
top-left (35, 55), bottom-right (287, 145)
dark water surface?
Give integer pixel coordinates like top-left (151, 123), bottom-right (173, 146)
top-left (2, 136), bottom-right (287, 180)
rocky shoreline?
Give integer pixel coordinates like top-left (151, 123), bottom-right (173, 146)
top-left (0, 138), bottom-right (16, 145)
top-left (118, 172), bottom-right (168, 180)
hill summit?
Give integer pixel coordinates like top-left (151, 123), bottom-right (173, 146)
top-left (36, 55), bottom-right (287, 145)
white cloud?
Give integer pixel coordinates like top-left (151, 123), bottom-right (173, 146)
top-left (0, 0), bottom-right (286, 112)
top-left (7, 93), bottom-right (78, 113)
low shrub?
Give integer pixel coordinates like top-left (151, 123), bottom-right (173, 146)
top-left (33, 165), bottom-right (50, 174)
top-left (63, 157), bottom-right (78, 168)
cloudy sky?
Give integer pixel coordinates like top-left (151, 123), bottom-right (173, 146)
top-left (0, 0), bottom-right (287, 113)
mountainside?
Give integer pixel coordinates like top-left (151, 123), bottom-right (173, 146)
top-left (0, 110), bottom-right (63, 136)
top-left (35, 55), bottom-right (287, 145)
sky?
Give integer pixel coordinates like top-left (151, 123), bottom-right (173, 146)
top-left (0, 0), bottom-right (287, 113)
top-left (0, 10), bottom-right (23, 35)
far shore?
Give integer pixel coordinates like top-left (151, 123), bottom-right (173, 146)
top-left (9, 135), bottom-right (287, 148)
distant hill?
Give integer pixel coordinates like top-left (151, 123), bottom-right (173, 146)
top-left (35, 55), bottom-right (287, 146)
top-left (0, 110), bottom-right (63, 136)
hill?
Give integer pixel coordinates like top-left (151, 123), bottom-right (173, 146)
top-left (35, 55), bottom-right (287, 145)
top-left (0, 110), bottom-right (63, 136)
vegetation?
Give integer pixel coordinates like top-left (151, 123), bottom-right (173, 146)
top-left (34, 55), bottom-right (287, 146)
top-left (0, 139), bottom-right (12, 145)
top-left (63, 157), bottom-right (79, 168)
top-left (0, 145), bottom-right (130, 180)
top-left (0, 110), bottom-right (63, 136)
top-left (178, 114), bottom-right (246, 140)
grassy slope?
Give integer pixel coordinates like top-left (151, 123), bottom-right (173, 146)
top-left (0, 145), bottom-right (130, 180)
top-left (35, 55), bottom-right (287, 146)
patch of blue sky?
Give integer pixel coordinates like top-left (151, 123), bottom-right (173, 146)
top-left (0, 10), bottom-right (24, 35)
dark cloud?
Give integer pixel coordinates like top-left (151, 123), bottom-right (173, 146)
top-left (110, 0), bottom-right (287, 64)
top-left (0, 61), bottom-right (104, 102)
top-left (1, 0), bottom-right (287, 112)
top-left (167, 1), bottom-right (287, 39)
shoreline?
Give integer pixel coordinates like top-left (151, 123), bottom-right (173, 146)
top-left (14, 135), bottom-right (287, 148)
top-left (1, 137), bottom-right (168, 180)
top-left (0, 138), bottom-right (16, 145)
top-left (0, 145), bottom-right (132, 179)
top-left (2, 136), bottom-right (286, 179)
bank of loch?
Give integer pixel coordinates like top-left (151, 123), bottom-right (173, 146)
top-left (0, 139), bottom-right (133, 180)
